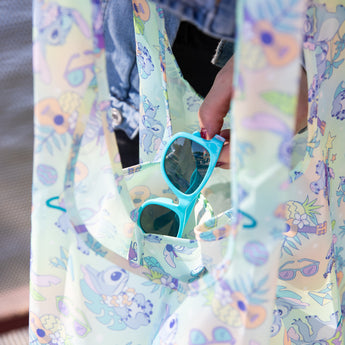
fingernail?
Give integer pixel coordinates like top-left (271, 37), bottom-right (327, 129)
top-left (216, 162), bottom-right (225, 168)
top-left (200, 128), bottom-right (207, 139)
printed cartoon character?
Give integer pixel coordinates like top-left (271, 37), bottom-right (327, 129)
top-left (337, 176), bottom-right (345, 206)
top-left (271, 310), bottom-right (283, 338)
top-left (145, 234), bottom-right (162, 243)
top-left (288, 312), bottom-right (339, 344)
top-left (305, 4), bottom-right (345, 76)
top-left (81, 264), bottom-right (153, 329)
top-left (133, 0), bottom-right (150, 21)
top-left (331, 82), bottom-right (345, 121)
top-left (305, 5), bottom-right (345, 136)
top-left (159, 313), bottom-right (178, 345)
top-left (313, 4), bottom-right (345, 44)
top-left (82, 265), bottom-right (129, 296)
top-left (270, 286), bottom-right (308, 337)
top-left (308, 76), bottom-right (324, 133)
top-left (38, 3), bottom-right (90, 45)
top-left (137, 42), bottom-right (154, 79)
top-left (310, 160), bottom-right (328, 195)
top-left (211, 280), bottom-right (266, 329)
top-left (310, 133), bottom-right (335, 205)
top-left (323, 234), bottom-right (337, 278)
top-left (141, 96), bottom-right (164, 154)
top-left (33, 3), bottom-right (91, 84)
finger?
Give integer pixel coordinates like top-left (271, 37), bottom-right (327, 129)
top-left (219, 129), bottom-right (230, 141)
top-left (199, 57), bottom-right (234, 139)
top-left (216, 142), bottom-right (230, 169)
top-left (199, 85), bottom-right (230, 138)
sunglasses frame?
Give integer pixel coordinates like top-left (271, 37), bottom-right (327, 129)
top-left (138, 131), bottom-right (225, 238)
top-left (278, 259), bottom-right (320, 281)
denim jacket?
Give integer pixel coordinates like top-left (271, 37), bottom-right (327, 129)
top-left (103, 0), bottom-right (180, 139)
top-left (151, 0), bottom-right (236, 41)
top-left (104, 0), bottom-right (236, 139)
top-left (152, 0), bottom-right (236, 70)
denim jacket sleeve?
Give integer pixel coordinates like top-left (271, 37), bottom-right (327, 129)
top-left (103, 0), bottom-right (180, 139)
top-left (151, 0), bottom-right (236, 41)
top-left (212, 40), bottom-right (234, 67)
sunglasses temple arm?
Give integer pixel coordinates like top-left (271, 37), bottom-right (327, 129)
top-left (178, 197), bottom-right (199, 235)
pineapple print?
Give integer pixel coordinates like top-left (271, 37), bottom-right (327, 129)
top-left (284, 197), bottom-right (326, 237)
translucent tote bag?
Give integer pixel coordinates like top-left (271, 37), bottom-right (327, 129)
top-left (30, 0), bottom-right (345, 344)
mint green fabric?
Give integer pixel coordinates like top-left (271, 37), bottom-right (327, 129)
top-left (30, 1), bottom-right (345, 344)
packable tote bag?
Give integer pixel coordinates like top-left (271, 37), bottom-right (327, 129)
top-left (31, 0), bottom-right (345, 344)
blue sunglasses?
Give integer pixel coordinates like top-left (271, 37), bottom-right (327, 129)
top-left (138, 131), bottom-right (224, 237)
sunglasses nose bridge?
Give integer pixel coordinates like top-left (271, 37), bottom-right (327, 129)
top-left (177, 195), bottom-right (192, 209)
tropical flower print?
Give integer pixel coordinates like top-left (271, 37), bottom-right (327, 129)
top-left (35, 98), bottom-right (71, 135)
top-left (293, 213), bottom-right (309, 229)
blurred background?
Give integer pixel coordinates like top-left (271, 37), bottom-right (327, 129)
top-left (0, 1), bottom-right (220, 344)
top-left (0, 0), bottom-right (33, 344)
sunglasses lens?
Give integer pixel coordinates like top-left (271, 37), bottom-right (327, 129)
top-left (301, 264), bottom-right (318, 276)
top-left (279, 269), bottom-right (295, 280)
top-left (164, 138), bottom-right (210, 194)
top-left (140, 204), bottom-right (180, 237)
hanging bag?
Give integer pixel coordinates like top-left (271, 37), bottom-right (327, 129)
top-left (31, 0), bottom-right (345, 344)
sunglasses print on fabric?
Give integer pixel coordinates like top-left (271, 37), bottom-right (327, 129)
top-left (64, 53), bottom-right (95, 87)
top-left (279, 259), bottom-right (320, 281)
top-left (189, 327), bottom-right (235, 345)
top-left (56, 296), bottom-right (91, 337)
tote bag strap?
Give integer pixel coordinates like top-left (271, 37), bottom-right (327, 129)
top-left (214, 0), bottom-right (307, 341)
top-left (133, 1), bottom-right (205, 164)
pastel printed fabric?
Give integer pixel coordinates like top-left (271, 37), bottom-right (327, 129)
top-left (269, 1), bottom-right (345, 343)
top-left (30, 1), bottom-right (345, 345)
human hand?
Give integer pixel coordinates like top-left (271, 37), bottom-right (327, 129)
top-left (198, 56), bottom-right (308, 169)
top-left (198, 57), bottom-right (234, 169)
